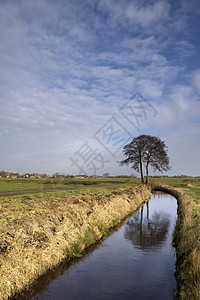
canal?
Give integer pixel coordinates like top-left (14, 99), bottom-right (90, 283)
top-left (24, 192), bottom-right (178, 299)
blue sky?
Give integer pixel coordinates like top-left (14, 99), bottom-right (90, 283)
top-left (0, 0), bottom-right (200, 176)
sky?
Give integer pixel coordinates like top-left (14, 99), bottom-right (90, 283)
top-left (0, 0), bottom-right (200, 176)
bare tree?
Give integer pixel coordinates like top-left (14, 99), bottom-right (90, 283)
top-left (119, 135), bottom-right (170, 184)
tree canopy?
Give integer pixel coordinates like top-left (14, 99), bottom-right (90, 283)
top-left (119, 135), bottom-right (170, 184)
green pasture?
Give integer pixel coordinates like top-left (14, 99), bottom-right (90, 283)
top-left (150, 177), bottom-right (200, 206)
top-left (0, 177), bottom-right (123, 192)
top-left (150, 177), bottom-right (200, 188)
top-left (0, 177), bottom-right (141, 192)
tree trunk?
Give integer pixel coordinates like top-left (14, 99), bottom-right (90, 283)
top-left (139, 155), bottom-right (144, 183)
top-left (146, 163), bottom-right (149, 185)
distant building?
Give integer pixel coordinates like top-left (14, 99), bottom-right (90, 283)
top-left (74, 175), bottom-right (88, 178)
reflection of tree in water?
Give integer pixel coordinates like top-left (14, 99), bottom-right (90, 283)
top-left (124, 202), bottom-right (170, 250)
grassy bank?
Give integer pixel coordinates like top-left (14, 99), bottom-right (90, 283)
top-left (151, 179), bottom-right (200, 299)
top-left (0, 183), bottom-right (150, 299)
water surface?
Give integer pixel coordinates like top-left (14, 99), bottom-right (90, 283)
top-left (32, 192), bottom-right (177, 300)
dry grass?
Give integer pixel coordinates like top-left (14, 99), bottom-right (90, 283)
top-left (0, 185), bottom-right (151, 299)
top-left (151, 182), bottom-right (200, 300)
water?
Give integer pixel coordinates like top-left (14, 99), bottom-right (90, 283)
top-left (31, 192), bottom-right (177, 299)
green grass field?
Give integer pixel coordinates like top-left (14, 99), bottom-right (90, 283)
top-left (0, 177), bottom-right (199, 203)
top-left (150, 177), bottom-right (200, 208)
top-left (150, 177), bottom-right (200, 188)
top-left (0, 177), bottom-right (136, 192)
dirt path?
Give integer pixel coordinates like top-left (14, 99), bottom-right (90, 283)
top-left (0, 182), bottom-right (123, 197)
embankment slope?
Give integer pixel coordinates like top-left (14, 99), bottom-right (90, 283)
top-left (0, 185), bottom-right (150, 299)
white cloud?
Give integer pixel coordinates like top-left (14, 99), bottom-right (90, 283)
top-left (125, 1), bottom-right (169, 27)
top-left (146, 84), bottom-right (200, 131)
top-left (97, 0), bottom-right (170, 29)
top-left (190, 69), bottom-right (200, 93)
